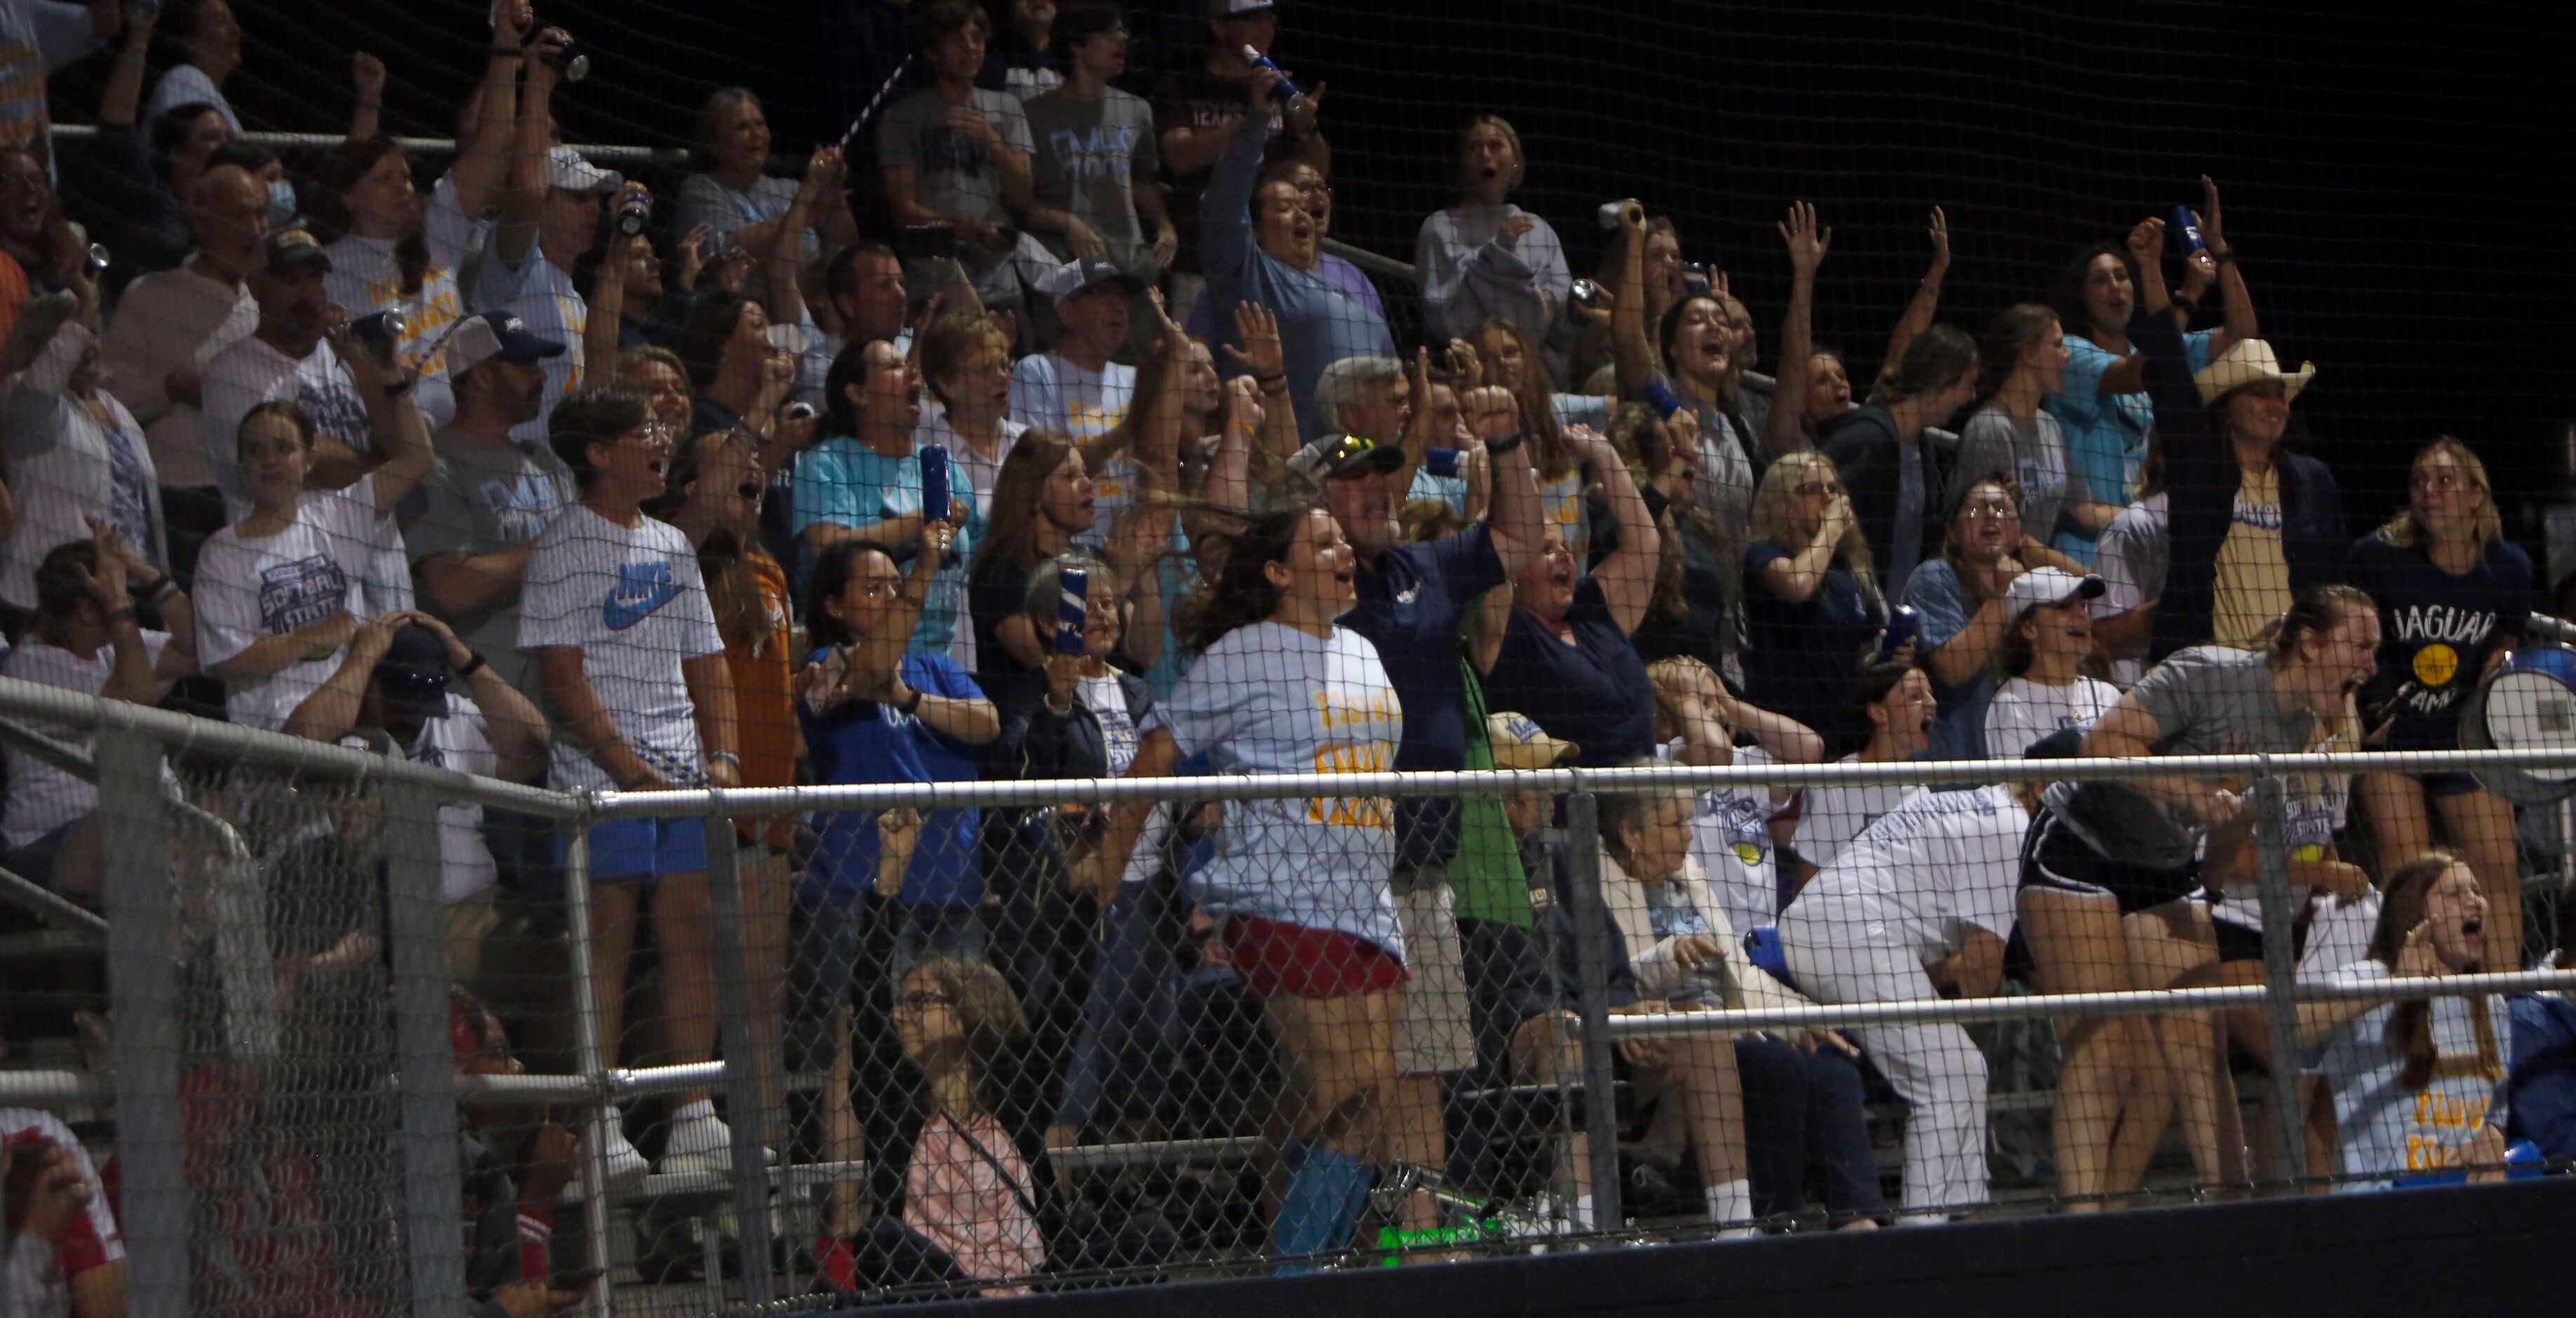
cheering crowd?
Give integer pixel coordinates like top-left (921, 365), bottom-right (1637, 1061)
top-left (6, 0), bottom-right (2576, 1307)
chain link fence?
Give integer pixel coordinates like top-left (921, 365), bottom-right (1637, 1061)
top-left (6, 676), bottom-right (2576, 1317)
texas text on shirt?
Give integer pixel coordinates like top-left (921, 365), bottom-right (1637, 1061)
top-left (1142, 620), bottom-right (1406, 958)
top-left (516, 505), bottom-right (726, 792)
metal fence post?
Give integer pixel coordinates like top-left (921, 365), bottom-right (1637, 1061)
top-left (383, 781), bottom-right (467, 1318)
top-left (99, 723), bottom-right (185, 1318)
top-left (2247, 773), bottom-right (2309, 1190)
top-left (704, 811), bottom-right (777, 1301)
top-left (561, 816), bottom-right (617, 1318)
top-left (1561, 790), bottom-right (1622, 1230)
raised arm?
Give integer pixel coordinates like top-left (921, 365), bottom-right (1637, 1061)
top-left (282, 612), bottom-right (406, 743)
top-left (2192, 175), bottom-right (2257, 361)
top-left (446, 0), bottom-right (531, 220)
top-left (333, 332), bottom-right (436, 512)
top-left (347, 51), bottom-right (386, 144)
top-left (1471, 384), bottom-right (1544, 579)
top-left (1198, 73), bottom-right (1284, 286)
top-left (97, 1), bottom-right (152, 128)
top-left (1766, 201), bottom-right (1830, 461)
top-left (1607, 201), bottom-right (1657, 399)
top-left (1076, 291), bottom-right (1183, 475)
top-left (1571, 425), bottom-right (1658, 633)
top-left (1754, 493), bottom-right (1856, 606)
top-left (1883, 206), bottom-right (1949, 370)
top-left (489, 30), bottom-right (562, 269)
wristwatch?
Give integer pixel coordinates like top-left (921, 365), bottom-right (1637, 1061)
top-left (899, 686), bottom-right (926, 717)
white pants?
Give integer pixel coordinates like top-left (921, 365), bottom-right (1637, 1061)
top-left (1777, 911), bottom-right (1989, 1216)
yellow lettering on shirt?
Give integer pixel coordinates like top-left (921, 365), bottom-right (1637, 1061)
top-left (364, 267), bottom-right (465, 376)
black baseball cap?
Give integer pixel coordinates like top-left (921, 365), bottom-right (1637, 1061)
top-left (374, 625), bottom-right (453, 721)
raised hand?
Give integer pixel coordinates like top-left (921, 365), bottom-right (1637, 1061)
top-left (1926, 205), bottom-right (1950, 280)
top-left (674, 222), bottom-right (714, 290)
top-left (1444, 337), bottom-right (1483, 388)
top-left (352, 51), bottom-right (387, 102)
top-left (797, 145), bottom-right (846, 201)
top-left (1462, 385), bottom-right (1519, 441)
top-left (2125, 214), bottom-right (2168, 270)
top-left (2198, 173), bottom-right (2227, 253)
top-left (77, 519), bottom-right (128, 608)
top-left (1286, 81), bottom-right (1324, 136)
top-left (1224, 374), bottom-right (1264, 432)
top-left (1777, 199), bottom-right (1831, 279)
top-left (1221, 301), bottom-right (1285, 380)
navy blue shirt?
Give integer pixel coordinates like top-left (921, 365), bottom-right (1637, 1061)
top-left (1742, 539), bottom-right (1884, 753)
top-left (1483, 575), bottom-right (1655, 769)
top-left (1338, 525), bottom-right (1508, 867)
top-left (2342, 532), bottom-right (2532, 750)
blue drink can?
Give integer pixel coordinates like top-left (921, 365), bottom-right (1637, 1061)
top-left (1424, 448), bottom-right (1462, 479)
top-left (1055, 568), bottom-right (1088, 655)
top-left (919, 444), bottom-right (952, 528)
top-left (2170, 206), bottom-right (2205, 255)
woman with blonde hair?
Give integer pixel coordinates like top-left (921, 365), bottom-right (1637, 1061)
top-left (2342, 436), bottom-right (2531, 965)
top-left (1415, 114), bottom-right (1571, 364)
top-left (1740, 451), bottom-right (1883, 750)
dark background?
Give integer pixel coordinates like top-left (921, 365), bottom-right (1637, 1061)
top-left (62, 0), bottom-right (2574, 578)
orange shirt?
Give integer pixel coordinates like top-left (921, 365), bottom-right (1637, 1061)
top-left (0, 248), bottom-right (29, 352)
top-left (728, 553), bottom-right (799, 848)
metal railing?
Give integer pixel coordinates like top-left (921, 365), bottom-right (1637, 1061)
top-left (8, 671), bottom-right (2576, 1313)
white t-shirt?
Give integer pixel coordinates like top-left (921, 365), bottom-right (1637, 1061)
top-left (321, 175), bottom-right (486, 430)
top-left (1984, 674), bottom-right (2122, 761)
top-left (2314, 959), bottom-right (2510, 1192)
top-left (2, 321), bottom-right (165, 610)
top-left (1142, 621), bottom-right (1404, 957)
top-left (1793, 754), bottom-right (1914, 874)
top-left (341, 694), bottom-right (502, 903)
top-left (194, 481), bottom-right (387, 731)
top-left (99, 260), bottom-right (258, 489)
top-left (1657, 739), bottom-right (1789, 936)
top-left (914, 401), bottom-right (1023, 522)
top-left (0, 631), bottom-right (174, 849)
top-left (516, 505), bottom-right (724, 792)
top-left (2090, 492), bottom-right (2167, 688)
top-left (198, 335), bottom-right (413, 615)
top-left (1081, 671), bottom-right (1166, 888)
top-left (1009, 351), bottom-right (1134, 444)
top-left (1791, 783), bottom-right (2027, 964)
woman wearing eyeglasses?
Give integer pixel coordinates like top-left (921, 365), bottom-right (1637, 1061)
top-left (2342, 437), bottom-right (2531, 965)
top-left (1740, 451), bottom-right (1884, 753)
top-left (1898, 477), bottom-right (2036, 755)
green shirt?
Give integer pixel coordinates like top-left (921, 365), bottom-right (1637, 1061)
top-left (1448, 655), bottom-right (1534, 928)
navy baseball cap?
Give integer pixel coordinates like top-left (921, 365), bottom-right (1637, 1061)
top-left (448, 312), bottom-right (568, 374)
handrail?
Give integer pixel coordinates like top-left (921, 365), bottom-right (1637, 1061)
top-left (590, 743), bottom-right (2576, 817)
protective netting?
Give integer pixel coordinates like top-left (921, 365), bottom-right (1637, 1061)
top-left (4, 0), bottom-right (2575, 1314)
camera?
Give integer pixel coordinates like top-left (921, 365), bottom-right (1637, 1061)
top-left (1596, 199), bottom-right (1642, 231)
top-left (1682, 262), bottom-right (1711, 296)
top-left (613, 194), bottom-right (651, 238)
top-left (352, 311), bottom-right (407, 350)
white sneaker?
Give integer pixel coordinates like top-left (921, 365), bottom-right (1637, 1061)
top-left (560, 1107), bottom-right (650, 1201)
top-left (657, 1111), bottom-right (736, 1178)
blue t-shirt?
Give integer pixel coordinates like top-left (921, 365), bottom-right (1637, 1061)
top-left (1900, 558), bottom-right (1998, 758)
top-left (1337, 526), bottom-right (1508, 866)
top-left (2342, 532), bottom-right (2533, 750)
top-left (2045, 328), bottom-right (2213, 562)
top-left (792, 436), bottom-right (984, 656)
top-left (800, 649), bottom-right (987, 907)
top-left (1741, 540), bottom-right (1884, 751)
top-left (1483, 575), bottom-right (1655, 768)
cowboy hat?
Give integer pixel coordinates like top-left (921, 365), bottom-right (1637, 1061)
top-left (2192, 337), bottom-right (2316, 406)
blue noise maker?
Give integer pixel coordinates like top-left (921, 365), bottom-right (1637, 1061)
top-left (1876, 605), bottom-right (1922, 665)
top-left (2171, 206), bottom-right (2205, 256)
top-left (1242, 47), bottom-right (1310, 112)
top-left (1424, 448), bottom-right (1462, 479)
top-left (2455, 644), bottom-right (2576, 805)
top-left (919, 444), bottom-right (952, 529)
top-left (1055, 568), bottom-right (1088, 655)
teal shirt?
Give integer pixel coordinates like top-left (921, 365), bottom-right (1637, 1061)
top-left (792, 435), bottom-right (984, 655)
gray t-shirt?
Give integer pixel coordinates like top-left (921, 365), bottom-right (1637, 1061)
top-left (878, 87), bottom-right (1034, 231)
top-left (2041, 645), bottom-right (2323, 870)
top-left (1954, 406), bottom-right (2081, 549)
top-left (1024, 87), bottom-right (1160, 269)
top-left (403, 427), bottom-right (577, 694)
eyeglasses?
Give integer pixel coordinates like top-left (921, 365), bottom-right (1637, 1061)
top-left (1960, 503), bottom-right (2021, 521)
top-left (1793, 481), bottom-right (1843, 498)
top-left (2411, 470), bottom-right (2473, 493)
top-left (895, 990), bottom-right (954, 1013)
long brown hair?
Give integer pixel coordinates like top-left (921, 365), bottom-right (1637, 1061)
top-left (307, 137), bottom-right (430, 296)
top-left (2369, 851), bottom-right (2502, 1091)
top-left (654, 429), bottom-right (773, 644)
top-left (1470, 317), bottom-right (1572, 482)
top-left (1612, 401), bottom-right (1721, 620)
top-left (1177, 506), bottom-right (1314, 653)
top-left (971, 430), bottom-right (1078, 576)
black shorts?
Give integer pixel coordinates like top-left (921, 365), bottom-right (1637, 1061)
top-left (2017, 805), bottom-right (2202, 915)
top-left (2207, 908), bottom-right (2311, 966)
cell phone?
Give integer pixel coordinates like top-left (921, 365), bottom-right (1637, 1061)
top-left (1055, 567), bottom-right (1088, 655)
top-left (896, 225), bottom-right (957, 262)
top-left (918, 445), bottom-right (951, 530)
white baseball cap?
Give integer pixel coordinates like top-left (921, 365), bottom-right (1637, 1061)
top-left (546, 145), bottom-right (622, 194)
top-left (2003, 566), bottom-right (2107, 618)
